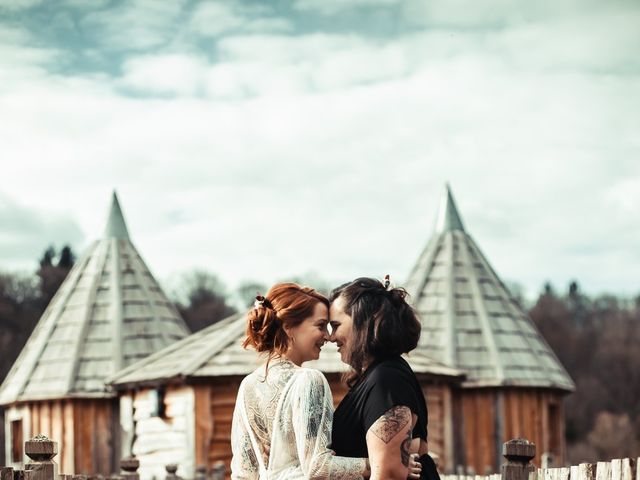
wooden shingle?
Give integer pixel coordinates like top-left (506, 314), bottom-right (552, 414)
top-left (405, 185), bottom-right (575, 391)
top-left (0, 193), bottom-right (191, 404)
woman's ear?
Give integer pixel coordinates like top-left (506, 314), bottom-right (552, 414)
top-left (282, 324), bottom-right (293, 339)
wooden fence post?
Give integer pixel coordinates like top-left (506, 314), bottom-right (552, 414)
top-left (194, 466), bottom-right (206, 480)
top-left (502, 439), bottom-right (536, 480)
top-left (24, 435), bottom-right (59, 480)
top-left (119, 457), bottom-right (139, 480)
top-left (164, 464), bottom-right (178, 480)
top-left (210, 462), bottom-right (225, 480)
top-left (1, 468), bottom-right (14, 480)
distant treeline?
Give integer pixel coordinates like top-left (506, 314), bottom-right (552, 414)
top-left (530, 282), bottom-right (640, 463)
top-left (0, 247), bottom-right (638, 463)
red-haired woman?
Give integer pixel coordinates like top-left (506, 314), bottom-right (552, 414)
top-left (230, 282), bottom-right (420, 480)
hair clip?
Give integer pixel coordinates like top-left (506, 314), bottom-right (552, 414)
top-left (384, 274), bottom-right (391, 290)
top-left (254, 294), bottom-right (266, 309)
top-left (254, 294), bottom-right (274, 310)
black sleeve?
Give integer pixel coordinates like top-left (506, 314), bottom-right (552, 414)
top-left (361, 365), bottom-right (422, 436)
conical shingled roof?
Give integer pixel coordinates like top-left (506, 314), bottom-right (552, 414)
top-left (0, 192), bottom-right (191, 404)
top-left (109, 313), bottom-right (465, 388)
top-left (405, 186), bottom-right (574, 391)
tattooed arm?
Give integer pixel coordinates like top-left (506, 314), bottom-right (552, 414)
top-left (365, 405), bottom-right (417, 480)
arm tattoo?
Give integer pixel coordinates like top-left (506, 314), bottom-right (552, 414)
top-left (400, 429), bottom-right (412, 467)
top-left (370, 405), bottom-right (412, 444)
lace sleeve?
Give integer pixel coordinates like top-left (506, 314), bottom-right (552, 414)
top-left (230, 385), bottom-right (260, 480)
top-left (291, 369), bottom-right (366, 480)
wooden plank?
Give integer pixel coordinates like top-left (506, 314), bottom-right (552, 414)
top-left (62, 401), bottom-right (74, 475)
top-left (611, 460), bottom-right (623, 480)
top-left (580, 463), bottom-right (596, 480)
top-left (51, 401), bottom-right (63, 451)
top-left (73, 402), bottom-right (83, 475)
top-left (31, 403), bottom-right (41, 437)
top-left (540, 393), bottom-right (549, 462)
top-left (596, 462), bottom-right (612, 480)
top-left (534, 392), bottom-right (543, 467)
top-left (511, 391), bottom-right (521, 439)
top-left (620, 458), bottom-right (634, 480)
top-left (559, 468), bottom-right (571, 480)
top-left (476, 393), bottom-right (488, 473)
top-left (40, 402), bottom-right (52, 438)
top-left (119, 393), bottom-right (134, 458)
top-left (442, 385), bottom-right (454, 473)
top-left (544, 468), bottom-right (554, 480)
top-left (74, 401), bottom-right (96, 475)
top-left (480, 391), bottom-right (496, 474)
top-left (558, 399), bottom-right (566, 465)
top-left (194, 386), bottom-right (213, 468)
top-left (95, 401), bottom-right (112, 475)
top-left (570, 466), bottom-right (580, 480)
top-left (462, 394), bottom-right (477, 474)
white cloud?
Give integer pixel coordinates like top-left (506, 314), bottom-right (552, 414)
top-left (189, 1), bottom-right (245, 37)
top-left (120, 54), bottom-right (209, 96)
top-left (0, 0), bottom-right (43, 11)
top-left (82, 0), bottom-right (187, 50)
top-left (0, 192), bottom-right (85, 270)
top-left (293, 0), bottom-right (399, 15)
top-left (0, 0), bottom-right (639, 297)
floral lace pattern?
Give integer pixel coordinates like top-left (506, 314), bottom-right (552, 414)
top-left (231, 360), bottom-right (365, 480)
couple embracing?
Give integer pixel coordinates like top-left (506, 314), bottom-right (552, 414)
top-left (231, 277), bottom-right (440, 480)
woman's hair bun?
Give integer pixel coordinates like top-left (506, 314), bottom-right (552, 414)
top-left (242, 282), bottom-right (329, 359)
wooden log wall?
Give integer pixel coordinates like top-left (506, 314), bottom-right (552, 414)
top-left (126, 387), bottom-right (194, 480)
top-left (4, 399), bottom-right (117, 475)
top-left (454, 388), bottom-right (566, 474)
top-left (198, 374), bottom-right (451, 480)
top-left (200, 379), bottom-right (242, 473)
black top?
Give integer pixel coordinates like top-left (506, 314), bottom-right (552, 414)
top-left (331, 355), bottom-right (429, 458)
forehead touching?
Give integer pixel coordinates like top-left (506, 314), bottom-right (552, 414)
top-left (309, 301), bottom-right (329, 321)
top-left (329, 296), bottom-right (348, 319)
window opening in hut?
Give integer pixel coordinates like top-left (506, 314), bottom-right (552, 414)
top-left (11, 419), bottom-right (23, 462)
top-left (149, 387), bottom-right (166, 418)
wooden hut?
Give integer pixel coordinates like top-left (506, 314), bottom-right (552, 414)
top-left (109, 314), bottom-right (465, 480)
top-left (0, 193), bottom-right (190, 476)
top-left (404, 185), bottom-right (575, 473)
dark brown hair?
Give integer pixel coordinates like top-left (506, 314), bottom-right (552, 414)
top-left (243, 282), bottom-right (329, 364)
top-left (330, 277), bottom-right (421, 386)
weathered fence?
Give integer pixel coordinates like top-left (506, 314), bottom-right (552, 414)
top-left (442, 439), bottom-right (639, 480)
top-left (0, 436), bottom-right (225, 480)
top-left (2, 436), bottom-right (638, 480)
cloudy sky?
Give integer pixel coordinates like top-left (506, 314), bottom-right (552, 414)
top-left (1, 0), bottom-right (639, 300)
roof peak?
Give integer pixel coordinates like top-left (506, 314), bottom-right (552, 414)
top-left (435, 183), bottom-right (465, 233)
top-left (104, 191), bottom-right (131, 240)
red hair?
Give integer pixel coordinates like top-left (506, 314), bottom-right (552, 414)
top-left (243, 282), bottom-right (329, 362)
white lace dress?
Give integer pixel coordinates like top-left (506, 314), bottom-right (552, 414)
top-left (231, 360), bottom-right (366, 479)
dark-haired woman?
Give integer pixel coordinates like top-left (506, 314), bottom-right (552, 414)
top-left (329, 277), bottom-right (440, 480)
top-left (230, 282), bottom-right (421, 480)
